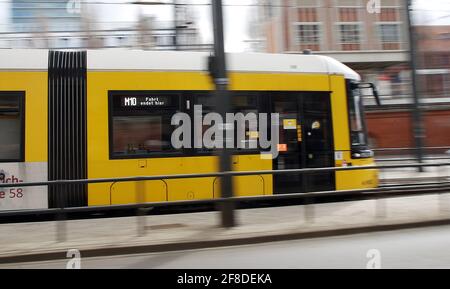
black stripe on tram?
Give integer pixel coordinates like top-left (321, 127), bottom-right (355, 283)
top-left (48, 51), bottom-right (88, 208)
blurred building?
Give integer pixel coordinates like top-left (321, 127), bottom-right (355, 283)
top-left (0, 0), bottom-right (206, 51)
top-left (262, 0), bottom-right (411, 104)
top-left (365, 25), bottom-right (450, 150)
top-left (5, 0), bottom-right (82, 48)
top-left (11, 0), bottom-right (82, 32)
top-left (258, 0), bottom-right (450, 149)
top-left (416, 25), bottom-right (450, 99)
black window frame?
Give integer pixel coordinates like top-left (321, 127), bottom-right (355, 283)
top-left (0, 91), bottom-right (25, 163)
top-left (108, 90), bottom-right (185, 160)
top-left (108, 90), bottom-right (267, 160)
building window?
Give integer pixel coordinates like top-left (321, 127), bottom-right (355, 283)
top-left (295, 24), bottom-right (321, 45)
top-left (338, 23), bottom-right (361, 50)
top-left (109, 91), bottom-right (181, 158)
top-left (379, 24), bottom-right (400, 43)
top-left (0, 92), bottom-right (24, 162)
top-left (339, 24), bottom-right (361, 43)
top-left (378, 23), bottom-right (400, 49)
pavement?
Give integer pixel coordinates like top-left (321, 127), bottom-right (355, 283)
top-left (0, 161), bottom-right (449, 264)
top-left (2, 192), bottom-right (450, 263)
top-left (6, 225), bottom-right (450, 268)
top-left (377, 158), bottom-right (450, 184)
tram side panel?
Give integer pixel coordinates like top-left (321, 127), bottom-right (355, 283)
top-left (0, 71), bottom-right (48, 211)
top-left (0, 70), bottom-right (379, 211)
top-left (86, 70), bottom-right (272, 206)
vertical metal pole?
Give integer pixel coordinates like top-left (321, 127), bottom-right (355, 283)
top-left (173, 0), bottom-right (178, 50)
top-left (136, 181), bottom-right (146, 237)
top-left (438, 163), bottom-right (446, 213)
top-left (56, 184), bottom-right (67, 243)
top-left (406, 0), bottom-right (425, 172)
top-left (376, 198), bottom-right (387, 219)
top-left (304, 197), bottom-right (315, 223)
top-left (212, 0), bottom-right (235, 228)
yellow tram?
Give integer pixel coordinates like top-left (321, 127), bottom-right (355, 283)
top-left (0, 50), bottom-right (378, 210)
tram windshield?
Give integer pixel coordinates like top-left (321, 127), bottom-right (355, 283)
top-left (347, 80), bottom-right (368, 148)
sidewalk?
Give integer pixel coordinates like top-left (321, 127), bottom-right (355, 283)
top-left (378, 159), bottom-right (450, 184)
top-left (2, 192), bottom-right (450, 263)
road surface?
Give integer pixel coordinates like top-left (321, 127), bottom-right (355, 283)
top-left (3, 225), bottom-right (450, 269)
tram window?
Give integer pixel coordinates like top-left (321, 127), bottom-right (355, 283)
top-left (194, 94), bottom-right (215, 152)
top-left (109, 92), bottom-right (180, 158)
top-left (194, 93), bottom-right (260, 151)
top-left (232, 94), bottom-right (259, 150)
top-left (347, 81), bottom-right (368, 147)
top-left (0, 93), bottom-right (24, 162)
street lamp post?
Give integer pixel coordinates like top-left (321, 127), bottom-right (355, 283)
top-left (133, 0), bottom-right (235, 227)
top-left (173, 0), bottom-right (178, 50)
top-left (211, 0), bottom-right (235, 228)
top-left (406, 0), bottom-right (425, 172)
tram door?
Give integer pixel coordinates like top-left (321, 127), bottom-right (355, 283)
top-left (272, 92), bottom-right (335, 194)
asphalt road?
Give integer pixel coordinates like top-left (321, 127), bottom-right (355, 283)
top-left (3, 225), bottom-right (450, 269)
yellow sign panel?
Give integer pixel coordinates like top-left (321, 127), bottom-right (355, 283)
top-left (278, 144), bottom-right (288, 152)
top-left (247, 131), bottom-right (259, 139)
top-left (283, 119), bottom-right (297, 129)
top-left (297, 125), bottom-right (302, 142)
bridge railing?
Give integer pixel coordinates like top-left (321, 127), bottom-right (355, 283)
top-left (1, 161), bottom-right (450, 241)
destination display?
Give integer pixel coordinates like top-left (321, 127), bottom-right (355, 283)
top-left (120, 96), bottom-right (171, 108)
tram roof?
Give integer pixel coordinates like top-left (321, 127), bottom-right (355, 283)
top-left (0, 49), bottom-right (361, 81)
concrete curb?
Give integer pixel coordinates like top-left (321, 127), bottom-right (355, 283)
top-left (2, 218), bottom-right (450, 264)
top-left (381, 176), bottom-right (447, 182)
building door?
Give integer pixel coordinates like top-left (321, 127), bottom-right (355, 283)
top-left (272, 92), bottom-right (334, 194)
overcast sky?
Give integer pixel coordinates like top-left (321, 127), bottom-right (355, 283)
top-left (94, 0), bottom-right (450, 51)
top-left (101, 0), bottom-right (450, 52)
top-left (413, 0), bottom-right (450, 25)
top-left (0, 0), bottom-right (449, 51)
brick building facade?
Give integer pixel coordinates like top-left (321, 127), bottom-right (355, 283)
top-left (260, 1), bottom-right (450, 150)
top-left (367, 108), bottom-right (450, 149)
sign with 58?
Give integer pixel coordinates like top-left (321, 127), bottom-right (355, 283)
top-left (0, 188), bottom-right (24, 199)
top-left (0, 163), bottom-right (48, 211)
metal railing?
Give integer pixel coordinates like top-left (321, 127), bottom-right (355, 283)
top-left (374, 146), bottom-right (450, 162)
top-left (1, 161), bottom-right (450, 242)
top-left (373, 146), bottom-right (450, 152)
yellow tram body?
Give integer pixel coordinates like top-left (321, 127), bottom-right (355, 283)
top-left (0, 50), bottom-right (378, 211)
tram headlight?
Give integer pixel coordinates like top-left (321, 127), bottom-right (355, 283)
top-left (351, 150), bottom-right (374, 159)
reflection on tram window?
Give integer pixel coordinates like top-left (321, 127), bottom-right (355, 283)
top-left (232, 94), bottom-right (259, 150)
top-left (0, 93), bottom-right (23, 161)
top-left (195, 93), bottom-right (261, 151)
top-left (274, 96), bottom-right (299, 153)
top-left (195, 94), bottom-right (215, 152)
top-left (113, 115), bottom-right (173, 155)
top-left (110, 92), bottom-right (179, 157)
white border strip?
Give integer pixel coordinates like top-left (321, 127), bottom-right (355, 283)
top-left (0, 49), bottom-right (48, 70)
